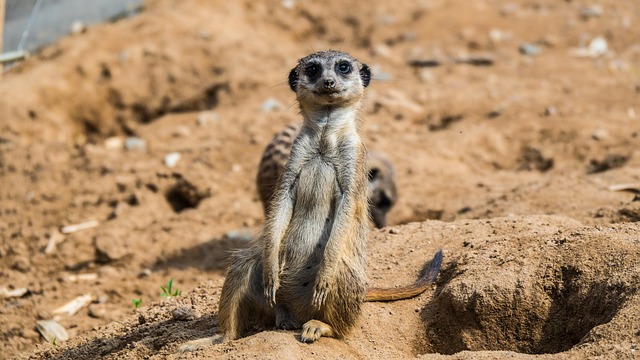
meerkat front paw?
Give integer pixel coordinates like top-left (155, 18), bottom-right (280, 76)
top-left (263, 265), bottom-right (280, 307)
top-left (300, 320), bottom-right (334, 343)
top-left (264, 276), bottom-right (279, 307)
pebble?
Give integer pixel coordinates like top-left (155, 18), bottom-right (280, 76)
top-left (519, 43), bottom-right (541, 56)
top-left (591, 129), bottom-right (608, 141)
top-left (138, 268), bottom-right (152, 278)
top-left (260, 98), bottom-right (284, 112)
top-left (88, 304), bottom-right (107, 319)
top-left (544, 106), bottom-right (557, 117)
top-left (389, 228), bottom-right (400, 235)
top-left (124, 137), bottom-right (146, 151)
top-left (69, 21), bottom-right (87, 35)
top-left (488, 28), bottom-right (512, 44)
top-left (580, 5), bottom-right (602, 19)
top-left (94, 234), bottom-right (130, 262)
top-left (171, 307), bottom-right (198, 321)
top-left (164, 152), bottom-right (181, 167)
top-left (172, 126), bottom-right (191, 137)
top-left (104, 137), bottom-right (123, 150)
top-left (571, 36), bottom-right (608, 58)
top-left (196, 111), bottom-right (218, 126)
top-left (588, 36), bottom-right (608, 57)
top-left (281, 0), bottom-right (295, 9)
top-left (225, 230), bottom-right (253, 242)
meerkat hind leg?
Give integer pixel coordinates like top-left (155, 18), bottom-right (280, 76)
top-left (300, 319), bottom-right (335, 343)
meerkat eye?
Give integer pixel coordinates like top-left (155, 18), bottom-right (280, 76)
top-left (305, 63), bottom-right (321, 78)
top-left (336, 61), bottom-right (352, 74)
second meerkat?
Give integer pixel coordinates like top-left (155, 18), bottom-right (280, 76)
top-left (179, 51), bottom-right (441, 352)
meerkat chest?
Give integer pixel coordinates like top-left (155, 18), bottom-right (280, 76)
top-left (294, 154), bottom-right (339, 213)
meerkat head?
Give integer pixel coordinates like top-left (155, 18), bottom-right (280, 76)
top-left (367, 151), bottom-right (398, 228)
top-left (288, 50), bottom-right (371, 109)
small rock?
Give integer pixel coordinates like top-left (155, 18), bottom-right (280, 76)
top-left (225, 230), bottom-right (253, 242)
top-left (281, 0), bottom-right (295, 9)
top-left (138, 314), bottom-right (146, 325)
top-left (519, 43), bottom-right (541, 56)
top-left (488, 28), bottom-right (512, 44)
top-left (232, 164), bottom-right (242, 172)
top-left (544, 106), bottom-right (557, 117)
top-left (172, 126), bottom-right (191, 137)
top-left (196, 111), bottom-right (218, 126)
top-left (69, 21), bottom-right (87, 35)
top-left (261, 98), bottom-right (283, 112)
top-left (580, 5), bottom-right (602, 19)
top-left (588, 36), bottom-right (608, 57)
top-left (88, 304), bottom-right (107, 319)
top-left (171, 307), bottom-right (198, 321)
top-left (164, 152), bottom-right (181, 167)
top-left (94, 233), bottom-right (130, 262)
top-left (389, 228), bottom-right (400, 235)
top-left (104, 137), bottom-right (123, 150)
top-left (138, 268), bottom-right (152, 278)
top-left (591, 129), bottom-right (608, 141)
top-left (124, 137), bottom-right (146, 151)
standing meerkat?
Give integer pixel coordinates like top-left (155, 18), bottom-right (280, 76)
top-left (178, 50), bottom-right (441, 353)
top-left (256, 123), bottom-right (397, 228)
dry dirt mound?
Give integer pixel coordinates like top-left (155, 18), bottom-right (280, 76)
top-left (25, 216), bottom-right (640, 359)
top-left (1, 0), bottom-right (639, 358)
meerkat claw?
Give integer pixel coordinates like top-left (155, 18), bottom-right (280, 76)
top-left (312, 279), bottom-right (330, 308)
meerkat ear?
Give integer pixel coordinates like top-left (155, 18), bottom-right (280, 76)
top-left (360, 64), bottom-right (371, 87)
top-left (288, 68), bottom-right (299, 92)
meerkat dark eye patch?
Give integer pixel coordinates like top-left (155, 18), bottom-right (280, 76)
top-left (304, 63), bottom-right (322, 82)
top-left (360, 64), bottom-right (371, 87)
top-left (336, 61), bottom-right (352, 75)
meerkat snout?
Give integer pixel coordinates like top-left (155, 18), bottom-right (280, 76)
top-left (323, 78), bottom-right (336, 90)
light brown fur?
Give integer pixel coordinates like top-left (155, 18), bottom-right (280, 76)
top-left (178, 51), bottom-right (441, 354)
top-left (256, 123), bottom-right (398, 228)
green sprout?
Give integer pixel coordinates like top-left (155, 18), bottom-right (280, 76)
top-left (160, 278), bottom-right (181, 297)
top-left (132, 298), bottom-right (142, 308)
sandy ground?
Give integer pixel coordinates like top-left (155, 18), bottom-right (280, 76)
top-left (1, 0), bottom-right (639, 358)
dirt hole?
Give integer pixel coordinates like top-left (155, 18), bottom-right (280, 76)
top-left (423, 263), bottom-right (629, 355)
top-left (165, 179), bottom-right (210, 212)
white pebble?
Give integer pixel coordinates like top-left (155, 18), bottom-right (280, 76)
top-left (164, 152), bottom-right (181, 167)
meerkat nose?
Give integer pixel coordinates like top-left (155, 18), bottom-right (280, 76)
top-left (323, 78), bottom-right (336, 89)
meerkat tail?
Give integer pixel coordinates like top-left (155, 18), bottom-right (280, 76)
top-left (365, 249), bottom-right (443, 302)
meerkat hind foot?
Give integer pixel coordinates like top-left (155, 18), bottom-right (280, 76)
top-left (176, 334), bottom-right (224, 355)
top-left (300, 319), bottom-right (335, 343)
